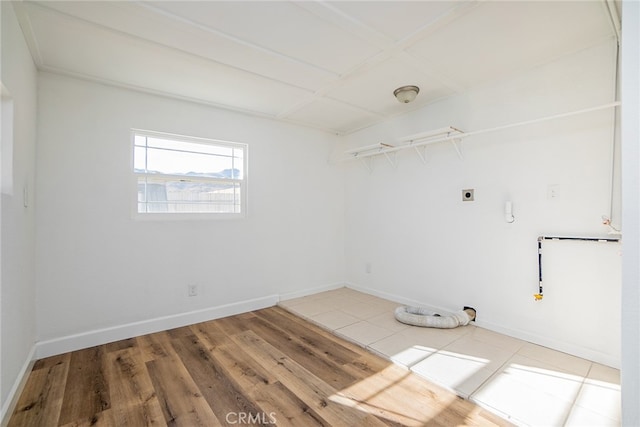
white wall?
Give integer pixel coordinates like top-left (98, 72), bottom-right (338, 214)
top-left (621, 0), bottom-right (640, 423)
top-left (0, 1), bottom-right (38, 419)
top-left (35, 73), bottom-right (344, 352)
top-left (344, 38), bottom-right (621, 367)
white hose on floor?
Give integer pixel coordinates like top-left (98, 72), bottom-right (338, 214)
top-left (394, 306), bottom-right (475, 329)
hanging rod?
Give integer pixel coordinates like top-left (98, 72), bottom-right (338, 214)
top-left (398, 126), bottom-right (465, 144)
top-left (344, 126), bottom-right (464, 161)
top-left (343, 102), bottom-right (620, 164)
top-left (459, 102), bottom-right (620, 141)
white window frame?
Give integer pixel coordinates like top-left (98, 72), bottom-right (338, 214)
top-left (132, 129), bottom-right (248, 220)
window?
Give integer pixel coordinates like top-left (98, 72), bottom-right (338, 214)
top-left (133, 130), bottom-right (247, 217)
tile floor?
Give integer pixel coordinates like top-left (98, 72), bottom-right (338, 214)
top-left (279, 287), bottom-right (621, 427)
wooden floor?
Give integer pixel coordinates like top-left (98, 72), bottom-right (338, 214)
top-left (8, 306), bottom-right (511, 426)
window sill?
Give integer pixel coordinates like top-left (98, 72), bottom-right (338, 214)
top-left (132, 212), bottom-right (246, 221)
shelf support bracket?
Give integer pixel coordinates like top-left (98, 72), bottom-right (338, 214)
top-left (413, 146), bottom-right (428, 164)
top-left (451, 138), bottom-right (464, 160)
top-left (359, 157), bottom-right (373, 173)
top-left (383, 151), bottom-right (397, 168)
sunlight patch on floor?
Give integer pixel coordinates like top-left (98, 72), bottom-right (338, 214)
top-left (329, 364), bottom-right (459, 426)
top-left (410, 349), bottom-right (490, 392)
top-left (280, 287), bottom-right (622, 426)
top-left (389, 344), bottom-right (436, 367)
top-left (471, 360), bottom-right (615, 426)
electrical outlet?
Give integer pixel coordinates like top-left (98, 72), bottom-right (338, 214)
top-left (462, 189), bottom-right (474, 201)
top-left (188, 284), bottom-right (198, 297)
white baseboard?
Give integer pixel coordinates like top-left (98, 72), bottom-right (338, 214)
top-left (345, 282), bottom-right (454, 314)
top-left (1, 345), bottom-right (36, 427)
top-left (345, 282), bottom-right (620, 369)
top-left (35, 295), bottom-right (279, 359)
top-left (475, 318), bottom-right (621, 369)
top-left (278, 282), bottom-right (345, 302)
top-left (34, 283), bottom-right (348, 360)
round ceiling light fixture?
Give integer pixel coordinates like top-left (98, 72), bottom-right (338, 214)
top-left (393, 85), bottom-right (420, 103)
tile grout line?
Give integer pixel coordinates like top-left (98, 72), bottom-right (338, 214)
top-left (558, 362), bottom-right (592, 427)
top-left (467, 356), bottom-right (515, 403)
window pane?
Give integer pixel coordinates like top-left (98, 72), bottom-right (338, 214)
top-left (134, 134), bottom-right (147, 147)
top-left (145, 146), bottom-right (234, 176)
top-left (134, 136), bottom-right (244, 178)
top-left (232, 148), bottom-right (244, 179)
top-left (134, 146), bottom-right (147, 171)
top-left (137, 177), bottom-right (241, 213)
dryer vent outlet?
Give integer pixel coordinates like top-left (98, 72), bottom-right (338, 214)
top-left (462, 189), bottom-right (475, 201)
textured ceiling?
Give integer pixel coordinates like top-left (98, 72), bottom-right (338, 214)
top-left (13, 1), bottom-right (618, 134)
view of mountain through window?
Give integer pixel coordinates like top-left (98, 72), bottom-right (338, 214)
top-left (133, 131), bottom-right (247, 215)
